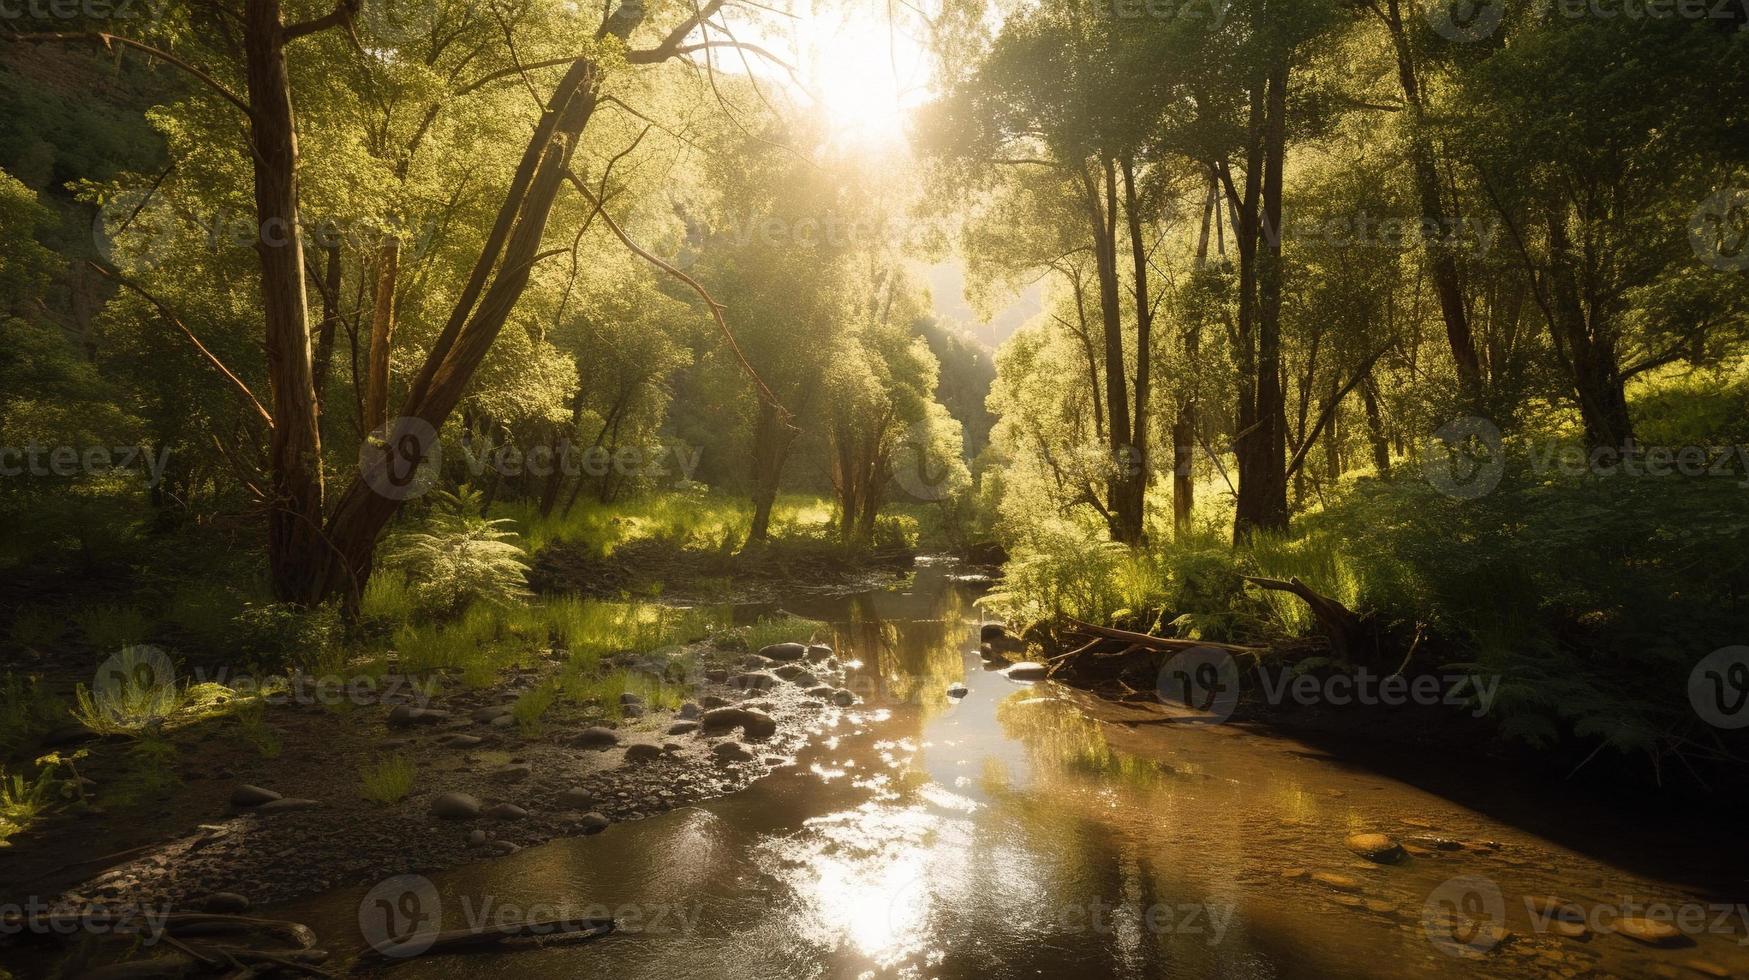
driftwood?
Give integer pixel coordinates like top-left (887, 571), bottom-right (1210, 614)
top-left (1061, 618), bottom-right (1263, 655)
top-left (361, 916), bottom-right (615, 960)
top-left (1242, 576), bottom-right (1372, 662)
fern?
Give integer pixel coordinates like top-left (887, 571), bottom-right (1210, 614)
top-left (383, 486), bottom-right (533, 617)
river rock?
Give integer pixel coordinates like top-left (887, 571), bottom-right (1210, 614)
top-left (701, 707), bottom-right (778, 739)
top-left (558, 787), bottom-right (595, 809)
top-left (773, 664), bottom-right (805, 680)
top-left (471, 705), bottom-right (513, 724)
top-left (677, 702), bottom-right (702, 720)
top-left (831, 690), bottom-right (856, 707)
top-left (578, 812), bottom-right (611, 835)
top-left (1404, 835), bottom-right (1464, 852)
top-left (255, 798), bottom-right (322, 815)
top-left (760, 642), bottom-right (808, 662)
top-left (805, 644), bottom-right (833, 662)
top-left (980, 623), bottom-right (1010, 643)
top-left (387, 705), bottom-right (451, 726)
top-left (789, 672), bottom-right (821, 688)
top-left (667, 721), bottom-right (700, 735)
top-left (229, 785), bottom-right (282, 808)
top-left (467, 829), bottom-right (488, 846)
top-left (700, 695), bottom-right (731, 708)
top-left (1004, 662), bottom-right (1048, 681)
top-left (622, 704), bottom-right (645, 719)
top-left (1614, 916), bottom-right (1684, 946)
top-left (705, 669), bottom-right (729, 683)
top-left (431, 792), bottom-right (482, 820)
top-left (1310, 871), bottom-right (1364, 892)
top-left (806, 686), bottom-right (836, 700)
top-left (946, 683), bottom-right (969, 698)
top-left (1344, 833), bottom-right (1406, 863)
top-left (197, 892), bottom-right (250, 914)
top-left (438, 734), bottom-right (486, 748)
top-left (712, 741), bottom-right (755, 763)
top-left (731, 672), bottom-right (779, 691)
top-left (485, 803), bottom-right (529, 821)
top-left (624, 743), bottom-right (663, 764)
top-left (574, 726), bottom-right (619, 749)
top-left (491, 764), bottom-right (532, 783)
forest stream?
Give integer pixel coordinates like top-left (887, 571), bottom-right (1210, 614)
top-left (269, 561), bottom-right (1749, 979)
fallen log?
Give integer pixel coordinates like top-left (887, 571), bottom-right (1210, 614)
top-left (1242, 576), bottom-right (1371, 663)
top-left (1061, 618), bottom-right (1263, 655)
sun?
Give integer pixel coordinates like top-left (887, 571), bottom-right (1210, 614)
top-left (791, 3), bottom-right (934, 148)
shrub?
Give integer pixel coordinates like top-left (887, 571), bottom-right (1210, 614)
top-left (383, 486), bottom-right (532, 617)
top-left (72, 646), bottom-right (183, 735)
top-left (233, 602), bottom-right (342, 668)
top-left (359, 754), bottom-right (416, 805)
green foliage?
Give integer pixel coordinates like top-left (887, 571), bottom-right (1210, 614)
top-left (358, 754), bottom-right (416, 805)
top-left (0, 675), bottom-right (67, 755)
top-left (384, 486), bottom-right (532, 617)
top-left (0, 760), bottom-right (64, 846)
top-left (730, 614), bottom-right (829, 654)
top-left (233, 602), bottom-right (342, 668)
top-left (512, 681), bottom-right (560, 736)
top-left (72, 646), bottom-right (183, 736)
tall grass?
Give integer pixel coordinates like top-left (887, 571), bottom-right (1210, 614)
top-left (359, 754), bottom-right (416, 804)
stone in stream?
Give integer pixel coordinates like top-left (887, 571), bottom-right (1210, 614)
top-left (467, 829), bottom-right (488, 847)
top-left (700, 707), bottom-right (778, 740)
top-left (573, 726), bottom-right (619, 749)
top-left (789, 672), bottom-right (821, 688)
top-left (485, 803), bottom-right (529, 821)
top-left (1613, 916), bottom-right (1685, 946)
top-left (712, 741), bottom-right (755, 763)
top-left (557, 787), bottom-right (596, 810)
top-left (1403, 835), bottom-right (1464, 852)
top-left (667, 721), bottom-right (700, 735)
top-left (1309, 871), bottom-right (1364, 892)
top-left (805, 644), bottom-right (833, 663)
top-left (254, 798), bottom-right (322, 815)
top-left (387, 705), bottom-right (451, 727)
top-left (806, 686), bottom-right (836, 700)
top-left (731, 672), bottom-right (779, 691)
top-left (946, 683), bottom-right (969, 698)
top-left (624, 743), bottom-right (663, 764)
top-left (773, 664), bottom-right (806, 680)
top-left (578, 812), bottom-right (611, 835)
top-left (831, 690), bottom-right (856, 707)
top-left (431, 792), bottom-right (483, 820)
top-left (759, 642), bottom-right (808, 663)
top-left (1344, 833), bottom-right (1406, 864)
top-left (197, 892), bottom-right (250, 914)
top-left (229, 784), bottom-right (282, 808)
top-left (1003, 662), bottom-right (1048, 681)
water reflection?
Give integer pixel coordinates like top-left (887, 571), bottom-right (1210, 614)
top-left (277, 562), bottom-right (1749, 979)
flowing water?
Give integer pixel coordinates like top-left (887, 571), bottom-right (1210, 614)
top-left (281, 560), bottom-right (1749, 978)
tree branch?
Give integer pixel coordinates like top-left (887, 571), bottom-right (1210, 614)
top-left (3, 32), bottom-right (251, 116)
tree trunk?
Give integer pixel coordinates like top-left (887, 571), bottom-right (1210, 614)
top-left (1174, 178), bottom-right (1216, 538)
top-left (311, 242), bottom-right (342, 411)
top-left (244, 0), bottom-right (327, 603)
top-left (1080, 159), bottom-right (1141, 544)
top-left (1361, 373), bottom-right (1390, 476)
top-left (1381, 0), bottom-right (1482, 399)
top-left (1119, 154), bottom-right (1152, 545)
top-left (747, 397), bottom-right (796, 544)
top-left (1545, 210), bottom-right (1634, 449)
top-left (364, 238), bottom-right (399, 434)
top-left (1234, 62), bottom-right (1290, 540)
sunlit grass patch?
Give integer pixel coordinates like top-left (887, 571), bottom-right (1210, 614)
top-left (512, 680), bottom-right (561, 736)
top-left (0, 761), bottom-right (64, 846)
top-left (561, 667), bottom-right (688, 721)
top-left (359, 754), bottom-right (416, 805)
top-left (73, 646), bottom-right (185, 735)
top-left (499, 491), bottom-right (838, 558)
top-left (730, 614), bottom-right (829, 653)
